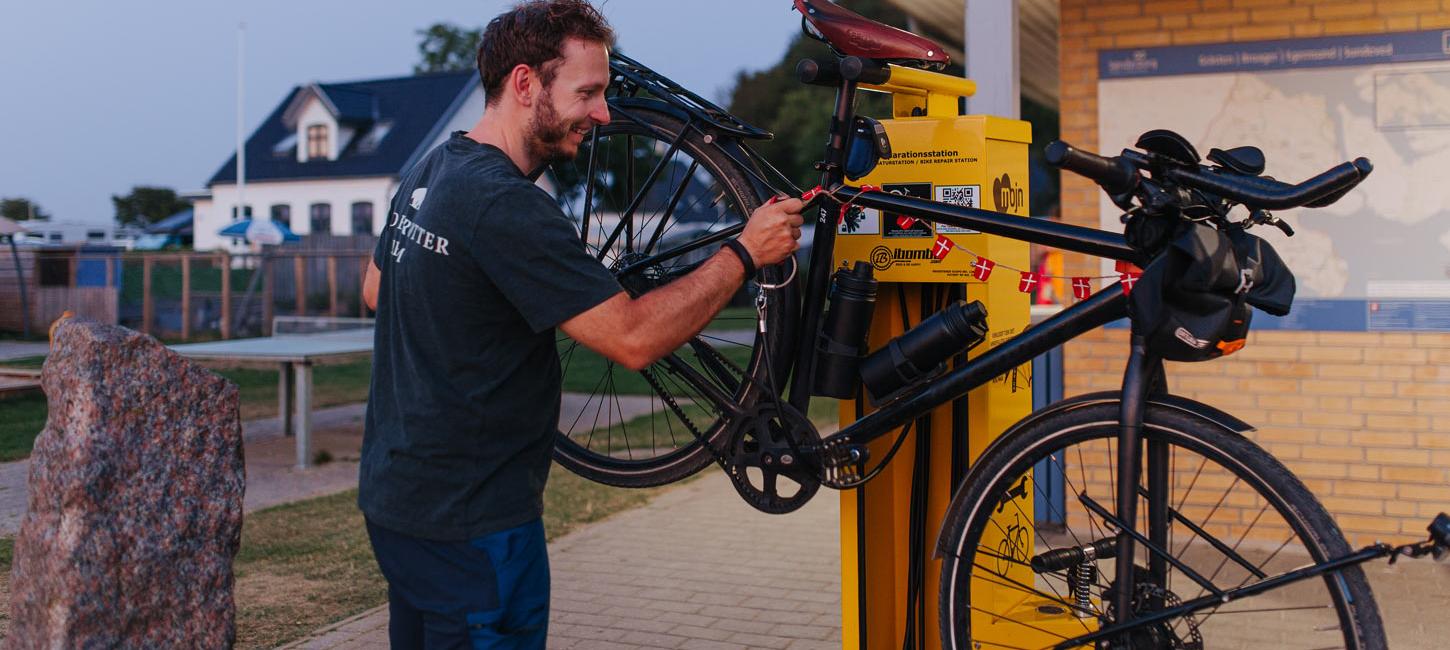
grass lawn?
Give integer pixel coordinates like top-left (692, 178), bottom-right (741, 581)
top-left (0, 467), bottom-right (674, 648)
top-left (0, 359), bottom-right (374, 461)
top-left (119, 260), bottom-right (259, 304)
top-left (559, 338), bottom-right (753, 395)
top-left (704, 305), bottom-right (758, 332)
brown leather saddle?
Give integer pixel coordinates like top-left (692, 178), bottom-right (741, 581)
top-left (794, 0), bottom-right (949, 68)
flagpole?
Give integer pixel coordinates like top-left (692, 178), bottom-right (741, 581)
top-left (236, 22), bottom-right (247, 233)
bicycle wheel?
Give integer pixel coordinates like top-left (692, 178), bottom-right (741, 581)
top-left (937, 400), bottom-right (1385, 650)
top-left (545, 102), bottom-right (798, 487)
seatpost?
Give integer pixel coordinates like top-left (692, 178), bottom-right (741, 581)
top-left (1112, 335), bottom-right (1155, 624)
top-left (787, 78), bottom-right (858, 412)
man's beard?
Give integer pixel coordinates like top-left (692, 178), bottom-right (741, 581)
top-left (525, 94), bottom-right (580, 165)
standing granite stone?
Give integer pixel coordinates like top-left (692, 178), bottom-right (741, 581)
top-left (7, 319), bottom-right (245, 649)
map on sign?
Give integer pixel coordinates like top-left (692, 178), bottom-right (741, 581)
top-left (1099, 30), bottom-right (1450, 330)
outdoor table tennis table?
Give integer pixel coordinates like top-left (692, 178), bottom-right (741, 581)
top-left (170, 322), bottom-right (374, 469)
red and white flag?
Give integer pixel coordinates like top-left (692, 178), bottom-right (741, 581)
top-left (971, 257), bottom-right (995, 281)
top-left (1119, 272), bottom-right (1142, 295)
top-left (1072, 277), bottom-right (1092, 300)
top-left (1018, 271), bottom-right (1041, 294)
top-left (931, 235), bottom-right (955, 260)
top-left (896, 215), bottom-right (917, 229)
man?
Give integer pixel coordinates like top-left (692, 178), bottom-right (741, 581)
top-left (358, 1), bottom-right (804, 647)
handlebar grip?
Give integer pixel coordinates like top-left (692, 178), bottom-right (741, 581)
top-left (1045, 141), bottom-right (1138, 195)
top-left (797, 58), bottom-right (842, 87)
top-left (1167, 157), bottom-right (1371, 210)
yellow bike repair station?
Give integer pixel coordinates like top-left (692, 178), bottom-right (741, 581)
top-left (830, 66), bottom-right (1082, 649)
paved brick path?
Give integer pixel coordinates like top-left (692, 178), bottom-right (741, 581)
top-left (281, 469), bottom-right (843, 650)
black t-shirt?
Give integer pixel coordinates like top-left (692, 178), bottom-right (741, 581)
top-left (359, 132), bottom-right (622, 541)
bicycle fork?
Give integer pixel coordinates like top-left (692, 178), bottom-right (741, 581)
top-left (1112, 335), bottom-right (1167, 624)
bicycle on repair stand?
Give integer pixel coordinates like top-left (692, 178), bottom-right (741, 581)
top-left (542, 1), bottom-right (1450, 648)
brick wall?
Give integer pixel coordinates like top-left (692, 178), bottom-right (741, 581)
top-left (1059, 0), bottom-right (1450, 545)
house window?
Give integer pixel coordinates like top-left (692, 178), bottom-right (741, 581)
top-left (48, 232), bottom-right (62, 242)
top-left (351, 202), bottom-right (374, 234)
top-left (86, 230), bottom-right (106, 242)
top-left (309, 203), bottom-right (331, 235)
top-left (270, 204), bottom-right (291, 229)
top-left (307, 125), bottom-right (329, 160)
top-left (230, 205), bottom-right (253, 220)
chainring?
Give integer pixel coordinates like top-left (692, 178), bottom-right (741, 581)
top-left (723, 402), bottom-right (821, 514)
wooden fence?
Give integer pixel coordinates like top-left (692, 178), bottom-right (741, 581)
top-left (1, 249), bottom-right (373, 340)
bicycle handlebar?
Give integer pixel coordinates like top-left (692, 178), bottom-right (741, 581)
top-left (1164, 158), bottom-right (1372, 210)
top-left (1044, 141), bottom-right (1138, 196)
top-left (1047, 140), bottom-right (1373, 211)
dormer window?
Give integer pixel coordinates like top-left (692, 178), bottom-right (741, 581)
top-left (307, 125), bottom-right (329, 160)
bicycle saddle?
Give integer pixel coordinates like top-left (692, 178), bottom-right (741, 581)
top-left (795, 0), bottom-right (950, 68)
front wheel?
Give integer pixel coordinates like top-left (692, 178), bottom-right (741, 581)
top-left (937, 401), bottom-right (1386, 650)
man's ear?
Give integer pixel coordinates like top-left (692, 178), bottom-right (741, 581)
top-left (507, 63), bottom-right (536, 106)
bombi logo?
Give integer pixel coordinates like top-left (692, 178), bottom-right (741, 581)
top-left (870, 246), bottom-right (894, 271)
top-left (992, 174), bottom-right (1025, 213)
top-left (870, 245), bottom-right (934, 271)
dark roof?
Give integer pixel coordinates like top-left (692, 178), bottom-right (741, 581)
top-left (208, 71), bottom-right (477, 186)
top-left (322, 86), bottom-right (379, 124)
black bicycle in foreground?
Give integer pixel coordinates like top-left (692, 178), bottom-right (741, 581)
top-left (542, 2), bottom-right (1449, 648)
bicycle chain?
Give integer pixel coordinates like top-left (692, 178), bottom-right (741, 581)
top-left (637, 366), bottom-right (733, 470)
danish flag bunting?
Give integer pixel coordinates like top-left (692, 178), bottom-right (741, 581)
top-left (931, 235), bottom-right (955, 260)
top-left (1018, 271), bottom-right (1041, 294)
top-left (1072, 277), bottom-right (1092, 300)
top-left (971, 257), bottom-right (995, 281)
top-left (1119, 272), bottom-right (1142, 295)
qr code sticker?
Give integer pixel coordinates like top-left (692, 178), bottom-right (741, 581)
top-left (935, 185), bottom-right (980, 234)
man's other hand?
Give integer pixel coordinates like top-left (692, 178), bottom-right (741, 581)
top-left (738, 198), bottom-right (805, 267)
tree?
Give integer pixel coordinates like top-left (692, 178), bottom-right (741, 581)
top-left (724, 0), bottom-right (908, 190)
top-left (0, 197), bottom-right (48, 221)
top-left (112, 186), bottom-right (190, 227)
top-left (415, 23), bottom-right (482, 74)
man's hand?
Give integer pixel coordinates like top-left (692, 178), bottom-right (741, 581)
top-left (738, 198), bottom-right (805, 267)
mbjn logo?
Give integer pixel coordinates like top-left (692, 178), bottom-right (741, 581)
top-left (992, 173), bottom-right (1025, 214)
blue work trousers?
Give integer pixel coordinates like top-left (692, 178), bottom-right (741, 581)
top-left (366, 518), bottom-right (550, 649)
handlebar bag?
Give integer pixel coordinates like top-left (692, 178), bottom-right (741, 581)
top-left (1130, 223), bottom-right (1254, 361)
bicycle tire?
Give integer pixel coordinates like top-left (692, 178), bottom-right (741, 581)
top-left (937, 400), bottom-right (1386, 650)
top-left (548, 102), bottom-right (798, 488)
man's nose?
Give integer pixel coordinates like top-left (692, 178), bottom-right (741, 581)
top-left (590, 97), bottom-right (611, 126)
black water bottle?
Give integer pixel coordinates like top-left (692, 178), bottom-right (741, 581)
top-left (860, 300), bottom-right (989, 403)
top-left (813, 262), bottom-right (878, 398)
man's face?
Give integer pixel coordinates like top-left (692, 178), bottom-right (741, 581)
top-left (525, 38), bottom-right (611, 165)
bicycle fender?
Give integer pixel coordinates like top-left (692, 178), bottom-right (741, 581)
top-left (1022, 391), bottom-right (1254, 436)
top-left (932, 391), bottom-right (1254, 558)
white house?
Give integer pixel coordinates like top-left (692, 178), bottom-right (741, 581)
top-left (195, 70), bottom-right (483, 252)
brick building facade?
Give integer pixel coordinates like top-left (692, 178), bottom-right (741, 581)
top-left (1058, 0), bottom-right (1450, 544)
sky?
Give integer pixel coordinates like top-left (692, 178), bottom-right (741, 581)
top-left (0, 0), bottom-right (802, 226)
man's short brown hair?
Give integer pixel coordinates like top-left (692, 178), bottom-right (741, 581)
top-left (477, 0), bottom-right (615, 105)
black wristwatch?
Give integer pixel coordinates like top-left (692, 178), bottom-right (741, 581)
top-left (722, 239), bottom-right (756, 279)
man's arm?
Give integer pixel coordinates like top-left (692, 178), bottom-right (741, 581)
top-left (363, 260), bottom-right (380, 311)
top-left (561, 198), bottom-right (804, 371)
